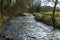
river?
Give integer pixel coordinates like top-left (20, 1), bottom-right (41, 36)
top-left (2, 13), bottom-right (60, 40)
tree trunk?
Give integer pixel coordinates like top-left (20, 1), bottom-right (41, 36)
top-left (52, 0), bottom-right (58, 29)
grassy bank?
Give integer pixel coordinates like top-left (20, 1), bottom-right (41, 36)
top-left (33, 12), bottom-right (60, 26)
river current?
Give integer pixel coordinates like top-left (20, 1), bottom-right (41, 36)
top-left (2, 13), bottom-right (60, 40)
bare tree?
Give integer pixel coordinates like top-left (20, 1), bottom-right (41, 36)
top-left (52, 0), bottom-right (58, 29)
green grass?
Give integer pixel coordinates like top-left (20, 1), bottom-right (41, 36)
top-left (33, 13), bottom-right (44, 19)
top-left (45, 12), bottom-right (60, 15)
top-left (34, 12), bottom-right (60, 23)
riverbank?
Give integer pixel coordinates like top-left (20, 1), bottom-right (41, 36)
top-left (33, 12), bottom-right (60, 29)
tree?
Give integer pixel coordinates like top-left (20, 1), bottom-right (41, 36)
top-left (23, 0), bottom-right (34, 13)
top-left (15, 0), bottom-right (30, 15)
top-left (46, 0), bottom-right (59, 29)
top-left (28, 0), bottom-right (41, 13)
top-left (0, 0), bottom-right (31, 16)
top-left (1, 0), bottom-right (11, 16)
top-left (52, 0), bottom-right (58, 29)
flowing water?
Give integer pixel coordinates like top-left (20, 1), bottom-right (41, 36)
top-left (2, 13), bottom-right (60, 40)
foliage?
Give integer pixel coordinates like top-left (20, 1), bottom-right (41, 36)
top-left (15, 0), bottom-right (29, 14)
top-left (29, 5), bottom-right (41, 13)
top-left (0, 0), bottom-right (31, 16)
